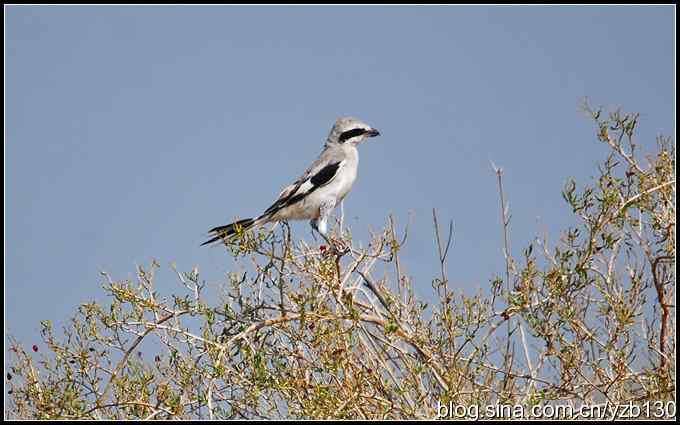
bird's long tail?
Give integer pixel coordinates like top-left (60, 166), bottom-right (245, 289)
top-left (201, 216), bottom-right (267, 246)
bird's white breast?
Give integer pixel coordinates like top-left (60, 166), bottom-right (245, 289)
top-left (332, 145), bottom-right (359, 201)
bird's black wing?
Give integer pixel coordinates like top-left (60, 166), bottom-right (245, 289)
top-left (262, 161), bottom-right (342, 216)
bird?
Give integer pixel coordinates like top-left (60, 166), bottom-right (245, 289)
top-left (201, 117), bottom-right (381, 247)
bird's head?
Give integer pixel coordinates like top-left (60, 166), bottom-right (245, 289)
top-left (327, 117), bottom-right (380, 146)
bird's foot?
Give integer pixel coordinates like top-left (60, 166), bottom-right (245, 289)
top-left (332, 238), bottom-right (350, 256)
top-left (319, 236), bottom-right (349, 257)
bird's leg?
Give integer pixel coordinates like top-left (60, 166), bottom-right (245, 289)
top-left (310, 219), bottom-right (334, 253)
top-left (339, 200), bottom-right (345, 238)
top-left (309, 219), bottom-right (319, 242)
top-left (315, 201), bottom-right (349, 255)
top-left (313, 221), bottom-right (332, 245)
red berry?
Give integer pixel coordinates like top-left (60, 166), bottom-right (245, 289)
top-left (319, 245), bottom-right (327, 252)
top-left (32, 345), bottom-right (38, 353)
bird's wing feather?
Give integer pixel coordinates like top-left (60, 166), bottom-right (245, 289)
top-left (263, 146), bottom-right (345, 217)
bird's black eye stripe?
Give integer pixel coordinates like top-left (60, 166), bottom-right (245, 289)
top-left (339, 128), bottom-right (367, 142)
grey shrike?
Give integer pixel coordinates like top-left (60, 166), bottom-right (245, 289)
top-left (201, 117), bottom-right (381, 247)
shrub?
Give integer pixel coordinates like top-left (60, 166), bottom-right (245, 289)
top-left (6, 103), bottom-right (675, 419)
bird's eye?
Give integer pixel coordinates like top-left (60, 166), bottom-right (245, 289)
top-left (339, 128), bottom-right (367, 142)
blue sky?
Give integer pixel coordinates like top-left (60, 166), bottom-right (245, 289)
top-left (5, 6), bottom-right (675, 350)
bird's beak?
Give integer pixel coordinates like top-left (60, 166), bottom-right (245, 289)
top-left (366, 128), bottom-right (381, 138)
